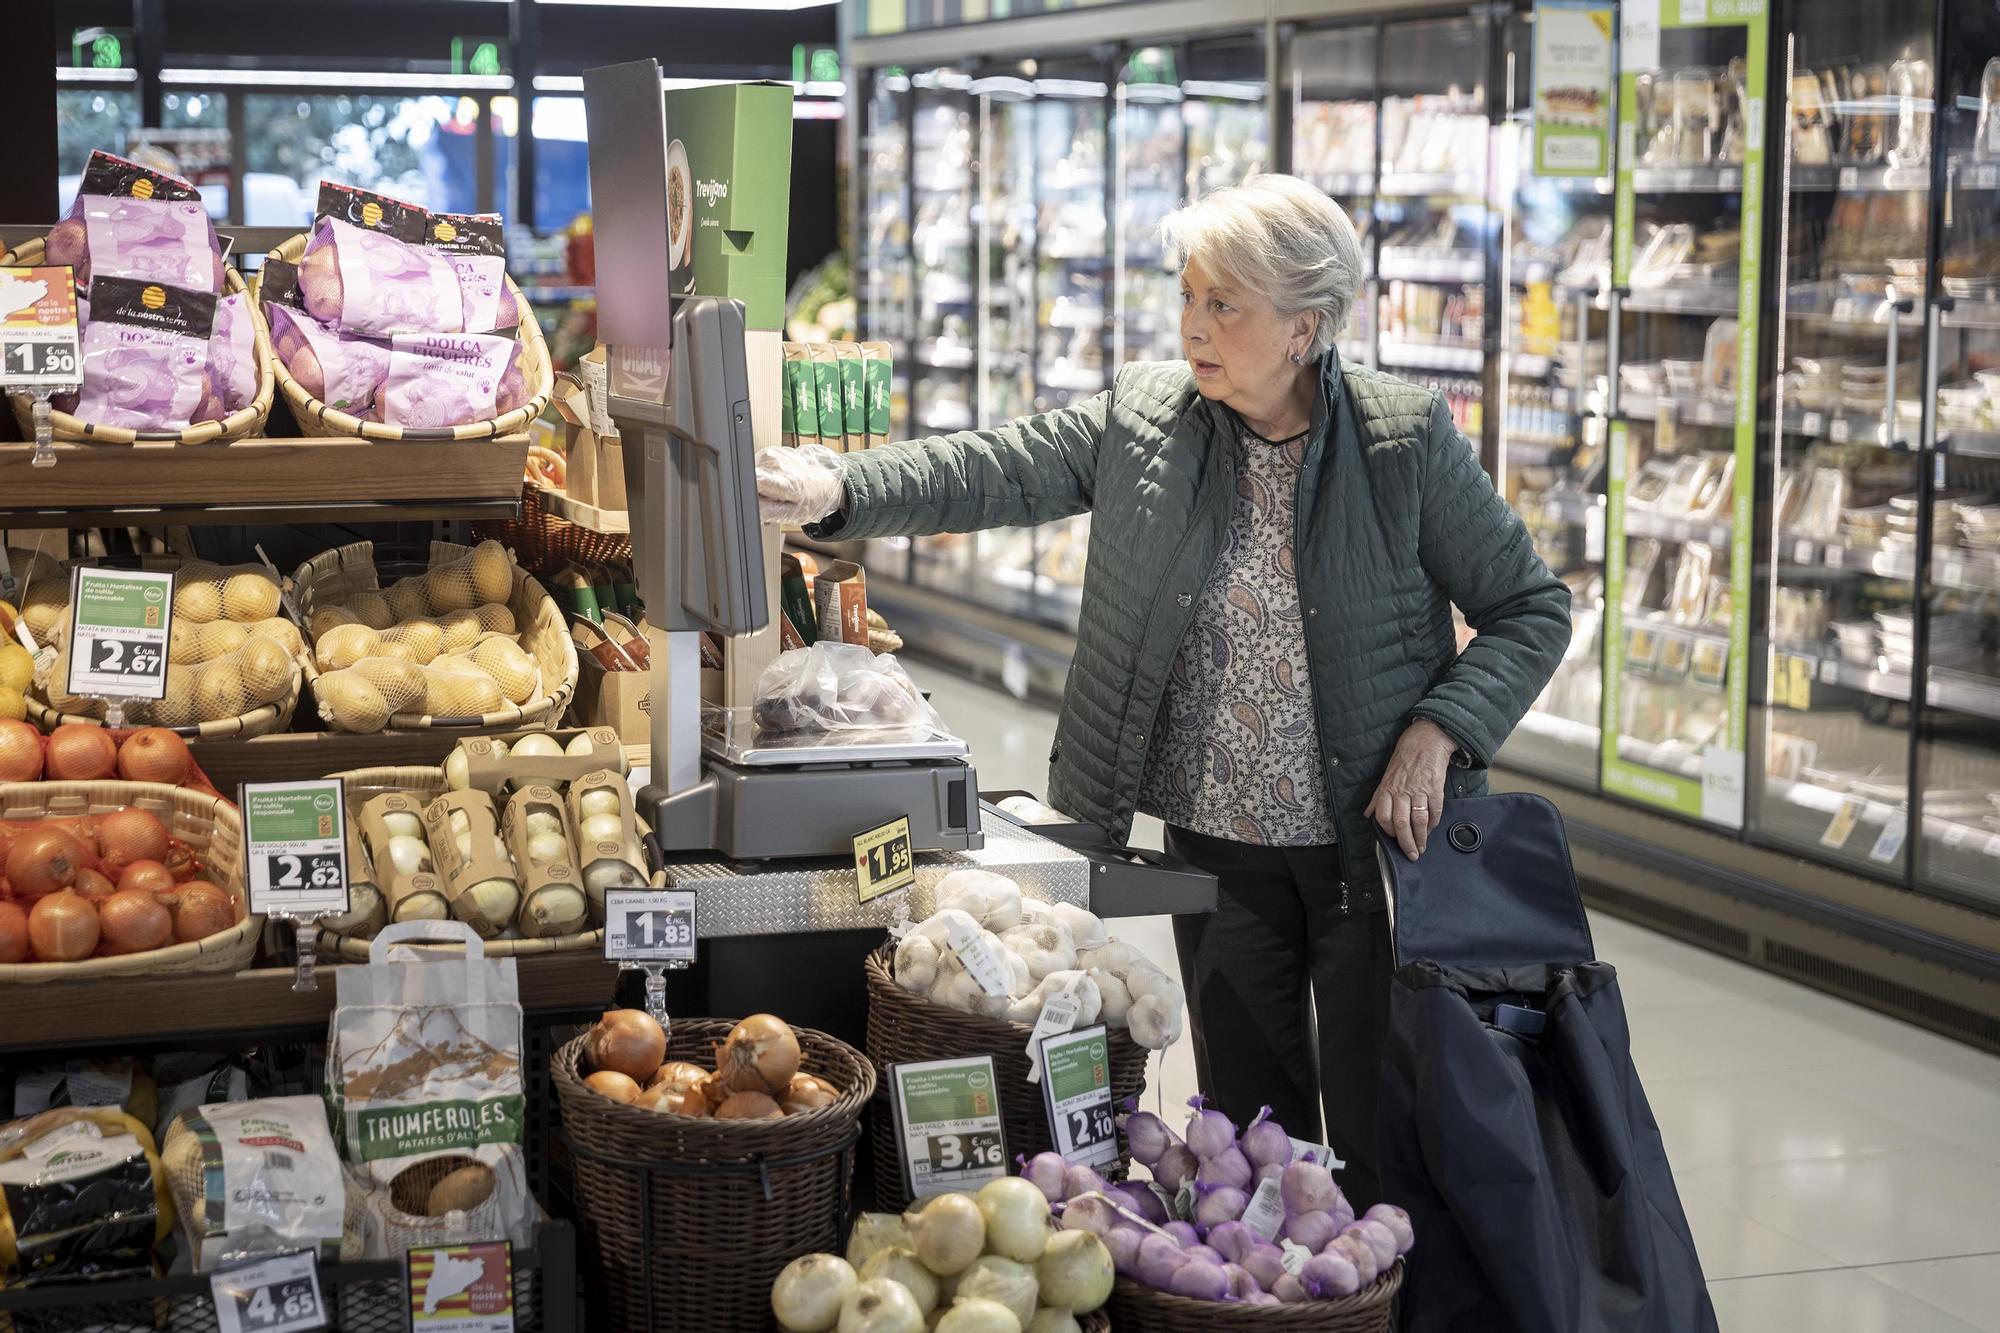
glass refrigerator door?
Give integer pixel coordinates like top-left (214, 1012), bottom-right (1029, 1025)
top-left (1916, 0), bottom-right (2000, 904)
top-left (1287, 24), bottom-right (1379, 365)
top-left (1183, 37), bottom-right (1270, 202)
top-left (1753, 0), bottom-right (1934, 875)
top-left (1112, 46), bottom-right (1185, 367)
top-left (1496, 5), bottom-right (1616, 790)
top-left (1378, 14), bottom-right (1493, 440)
top-left (978, 84), bottom-right (1037, 428)
top-left (1603, 3), bottom-right (1769, 829)
top-left (1033, 69), bottom-right (1110, 414)
top-left (861, 70), bottom-right (913, 441)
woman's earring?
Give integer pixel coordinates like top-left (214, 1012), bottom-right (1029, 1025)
top-left (1290, 351), bottom-right (1305, 365)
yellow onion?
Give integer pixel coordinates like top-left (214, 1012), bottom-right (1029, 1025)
top-left (713, 1013), bottom-right (802, 1096)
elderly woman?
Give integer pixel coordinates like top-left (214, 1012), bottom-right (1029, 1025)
top-left (758, 174), bottom-right (1569, 1206)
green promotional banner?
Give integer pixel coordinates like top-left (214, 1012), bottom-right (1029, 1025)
top-left (661, 83), bottom-right (795, 331)
top-left (1603, 0), bottom-right (1765, 829)
top-left (1533, 1), bottom-right (1616, 177)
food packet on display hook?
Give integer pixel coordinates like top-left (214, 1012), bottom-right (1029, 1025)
top-left (380, 332), bottom-right (521, 429)
top-left (72, 275), bottom-right (216, 432)
top-left (751, 640), bottom-right (947, 738)
top-left (425, 211), bottom-right (519, 334)
top-left (301, 186), bottom-right (464, 337)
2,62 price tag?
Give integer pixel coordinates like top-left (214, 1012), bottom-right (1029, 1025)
top-left (211, 1250), bottom-right (328, 1333)
top-left (604, 888), bottom-right (698, 964)
top-left (892, 1055), bottom-right (1008, 1198)
top-left (241, 779), bottom-right (350, 919)
top-left (1038, 1025), bottom-right (1118, 1169)
top-left (66, 566), bottom-right (174, 701)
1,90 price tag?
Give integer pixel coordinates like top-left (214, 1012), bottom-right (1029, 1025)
top-left (0, 265), bottom-right (83, 390)
top-left (66, 566), bottom-right (174, 701)
top-left (604, 889), bottom-right (698, 964)
top-left (1038, 1024), bottom-right (1118, 1169)
top-left (211, 1250), bottom-right (327, 1333)
top-left (241, 779), bottom-right (350, 919)
top-left (893, 1055), bottom-right (1008, 1198)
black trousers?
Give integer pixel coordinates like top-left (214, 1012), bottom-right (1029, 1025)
top-left (1167, 825), bottom-right (1394, 1211)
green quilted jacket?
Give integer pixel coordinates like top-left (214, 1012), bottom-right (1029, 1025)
top-left (814, 355), bottom-right (1571, 897)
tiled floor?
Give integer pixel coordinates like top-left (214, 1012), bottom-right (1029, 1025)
top-left (918, 662), bottom-right (2000, 1333)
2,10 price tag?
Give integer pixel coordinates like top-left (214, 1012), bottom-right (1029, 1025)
top-left (66, 566), bottom-right (174, 701)
top-left (241, 779), bottom-right (351, 919)
top-left (604, 888), bottom-right (698, 965)
top-left (1038, 1024), bottom-right (1118, 1169)
top-left (893, 1055), bottom-right (1008, 1198)
top-left (0, 266), bottom-right (83, 390)
top-left (211, 1250), bottom-right (328, 1333)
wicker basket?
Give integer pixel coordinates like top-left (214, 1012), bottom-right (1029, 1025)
top-left (0, 780), bottom-right (259, 981)
top-left (1105, 1266), bottom-right (1403, 1332)
top-left (262, 232), bottom-right (553, 441)
top-left (314, 765), bottom-right (603, 961)
top-left (1, 236), bottom-right (276, 445)
top-left (471, 483), bottom-right (632, 571)
top-left (553, 1019), bottom-right (876, 1333)
top-left (293, 539), bottom-right (578, 731)
top-left (863, 945), bottom-right (1150, 1210)
top-left (28, 644), bottom-right (302, 741)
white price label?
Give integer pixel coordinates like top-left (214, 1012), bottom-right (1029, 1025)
top-left (1820, 797), bottom-right (1866, 851)
top-left (1038, 1025), bottom-right (1118, 1169)
top-left (1941, 823), bottom-right (1970, 851)
top-left (1279, 1239), bottom-right (1313, 1277)
top-left (211, 1250), bottom-right (327, 1333)
top-left (946, 918), bottom-right (1012, 997)
top-left (0, 265), bottom-right (83, 390)
top-left (241, 780), bottom-right (350, 920)
top-left (1022, 982), bottom-right (1081, 1086)
top-left (892, 1056), bottom-right (1008, 1198)
top-left (604, 889), bottom-right (697, 964)
top-left (1241, 1176), bottom-right (1287, 1242)
top-left (1984, 834), bottom-right (2000, 860)
top-left (1868, 822), bottom-right (1906, 864)
top-left (66, 566), bottom-right (174, 701)
top-left (1288, 1135), bottom-right (1346, 1169)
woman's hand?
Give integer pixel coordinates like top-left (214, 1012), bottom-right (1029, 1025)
top-left (754, 444), bottom-right (846, 527)
top-left (1367, 718), bottom-right (1458, 861)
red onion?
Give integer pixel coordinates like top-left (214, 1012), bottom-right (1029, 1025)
top-left (1282, 1209), bottom-right (1335, 1252)
top-left (1279, 1159), bottom-right (1337, 1215)
top-left (1063, 1164), bottom-right (1111, 1201)
top-left (1303, 1250), bottom-right (1361, 1299)
top-left (1119, 1107), bottom-right (1179, 1167)
top-left (1162, 1220), bottom-right (1199, 1248)
top-left (1134, 1232), bottom-right (1188, 1288)
top-left (1363, 1203), bottom-right (1415, 1254)
top-left (1332, 1194), bottom-right (1357, 1230)
top-left (1184, 1244), bottom-right (1225, 1268)
top-left (1240, 1243), bottom-right (1287, 1290)
top-left (1196, 1145), bottom-right (1253, 1192)
top-left (1240, 1106), bottom-right (1291, 1170)
top-left (1272, 1273), bottom-right (1308, 1304)
top-left (1154, 1142), bottom-right (1199, 1191)
top-left (1108, 1181), bottom-right (1168, 1225)
top-left (1329, 1233), bottom-right (1379, 1285)
top-left (1222, 1262), bottom-right (1260, 1300)
top-left (1192, 1184), bottom-right (1248, 1232)
top-left (1205, 1220), bottom-right (1255, 1264)
top-left (1184, 1095), bottom-right (1236, 1160)
top-left (1167, 1260), bottom-right (1230, 1301)
top-left (1020, 1151), bottom-right (1068, 1203)
top-left (1347, 1219), bottom-right (1398, 1269)
top-left (1104, 1221), bottom-right (1146, 1275)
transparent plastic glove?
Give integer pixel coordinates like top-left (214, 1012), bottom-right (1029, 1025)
top-left (754, 443), bottom-right (847, 527)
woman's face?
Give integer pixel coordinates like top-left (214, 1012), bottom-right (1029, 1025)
top-left (1179, 253), bottom-right (1301, 411)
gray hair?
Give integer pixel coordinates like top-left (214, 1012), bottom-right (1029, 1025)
top-left (1159, 173), bottom-right (1364, 361)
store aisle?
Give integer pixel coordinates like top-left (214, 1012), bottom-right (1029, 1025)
top-left (912, 662), bottom-right (2000, 1333)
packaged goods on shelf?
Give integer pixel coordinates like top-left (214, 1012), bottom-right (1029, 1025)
top-left (0, 1105), bottom-right (172, 1287)
top-left (162, 1094), bottom-right (360, 1267)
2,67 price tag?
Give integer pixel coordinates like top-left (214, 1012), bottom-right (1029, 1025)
top-left (1039, 1024), bottom-right (1118, 1169)
top-left (241, 779), bottom-right (350, 919)
top-left (604, 888), bottom-right (698, 964)
top-left (211, 1250), bottom-right (327, 1333)
top-left (66, 566), bottom-right (174, 701)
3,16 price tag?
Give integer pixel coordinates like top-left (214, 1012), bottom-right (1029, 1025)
top-left (1038, 1024), bottom-right (1118, 1169)
top-left (241, 779), bottom-right (350, 919)
top-left (66, 566), bottom-right (174, 701)
top-left (604, 888), bottom-right (698, 965)
top-left (211, 1250), bottom-right (328, 1333)
top-left (892, 1055), bottom-right (1008, 1198)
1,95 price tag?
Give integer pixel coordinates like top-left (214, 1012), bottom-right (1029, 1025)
top-left (853, 814), bottom-right (916, 904)
top-left (0, 265), bottom-right (82, 390)
top-left (604, 888), bottom-right (697, 964)
top-left (241, 780), bottom-right (350, 919)
top-left (66, 566), bottom-right (173, 700)
top-left (1038, 1024), bottom-right (1118, 1169)
top-left (211, 1250), bottom-right (327, 1333)
top-left (893, 1055), bottom-right (1007, 1198)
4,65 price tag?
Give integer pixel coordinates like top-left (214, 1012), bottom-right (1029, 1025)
top-left (1039, 1024), bottom-right (1118, 1169)
top-left (0, 266), bottom-right (83, 390)
top-left (893, 1055), bottom-right (1008, 1198)
top-left (241, 780), bottom-right (350, 919)
top-left (604, 888), bottom-right (697, 964)
top-left (853, 815), bottom-right (916, 904)
top-left (211, 1250), bottom-right (328, 1333)
top-left (66, 566), bottom-right (174, 701)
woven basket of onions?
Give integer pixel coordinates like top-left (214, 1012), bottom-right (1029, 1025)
top-left (1104, 1263), bottom-right (1403, 1332)
top-left (0, 780), bottom-right (257, 981)
top-left (552, 1013), bottom-right (875, 1333)
top-left (863, 945), bottom-right (1150, 1211)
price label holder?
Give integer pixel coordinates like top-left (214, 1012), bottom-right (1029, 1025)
top-left (0, 264), bottom-right (83, 468)
top-left (1868, 821), bottom-right (1906, 865)
top-left (210, 1249), bottom-right (328, 1333)
top-left (66, 565), bottom-right (174, 723)
top-left (406, 1240), bottom-right (515, 1333)
top-left (1820, 796), bottom-right (1865, 851)
top-left (853, 814), bottom-right (916, 904)
top-left (1038, 1024), bottom-right (1117, 1169)
top-left (892, 1055), bottom-right (1007, 1199)
top-left (604, 887), bottom-right (697, 1030)
top-left (1941, 822), bottom-right (1970, 852)
top-left (240, 778), bottom-right (350, 993)
top-left (1654, 399), bottom-right (1678, 454)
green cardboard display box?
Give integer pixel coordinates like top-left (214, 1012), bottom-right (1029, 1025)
top-left (662, 81), bottom-right (794, 331)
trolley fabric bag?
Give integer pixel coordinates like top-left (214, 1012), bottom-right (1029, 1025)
top-left (1374, 792), bottom-right (1716, 1333)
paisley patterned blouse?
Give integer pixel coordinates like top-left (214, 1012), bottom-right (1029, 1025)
top-left (1139, 425), bottom-right (1337, 847)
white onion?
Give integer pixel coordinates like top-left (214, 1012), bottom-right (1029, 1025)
top-left (1034, 1231), bottom-right (1112, 1314)
top-left (511, 734), bottom-right (562, 758)
top-left (381, 811), bottom-right (424, 839)
top-left (460, 878), bottom-right (520, 926)
top-left (526, 831), bottom-right (566, 864)
top-left (584, 859), bottom-right (646, 897)
top-left (936, 1299), bottom-right (1021, 1333)
top-left (976, 1177), bottom-right (1051, 1263)
top-left (453, 832), bottom-right (474, 860)
top-left (858, 1248), bottom-right (940, 1314)
top-left (772, 1253), bottom-right (857, 1333)
top-left (579, 812), bottom-right (624, 846)
top-left (564, 732), bottom-right (596, 757)
top-left (492, 835), bottom-right (511, 861)
top-left (444, 747), bottom-right (472, 790)
top-left (385, 835), bottom-right (432, 877)
top-left (1024, 1310), bottom-right (1081, 1333)
top-left (837, 1279), bottom-right (924, 1333)
top-left (910, 1192), bottom-right (986, 1276)
top-left (846, 1213), bottom-right (914, 1270)
top-left (954, 1258), bottom-right (1037, 1327)
top-left (578, 788), bottom-right (622, 818)
top-left (525, 810), bottom-right (566, 839)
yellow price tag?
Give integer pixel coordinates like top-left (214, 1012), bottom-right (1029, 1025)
top-left (854, 815), bottom-right (916, 904)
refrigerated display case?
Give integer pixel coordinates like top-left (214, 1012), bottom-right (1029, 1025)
top-left (1113, 46), bottom-right (1185, 366)
top-left (1034, 65), bottom-right (1111, 410)
top-left (909, 68), bottom-right (978, 438)
top-left (1288, 24), bottom-right (1378, 362)
top-left (861, 69), bottom-right (913, 441)
top-left (1184, 38), bottom-right (1270, 202)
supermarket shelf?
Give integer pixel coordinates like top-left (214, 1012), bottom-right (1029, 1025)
top-left (1616, 393), bottom-right (1737, 428)
top-left (536, 487), bottom-right (630, 534)
top-left (1782, 652), bottom-right (2000, 721)
top-left (1932, 667), bottom-right (2000, 720)
top-left (1337, 339), bottom-right (1372, 364)
top-left (1040, 364), bottom-right (1107, 393)
top-left (1379, 249), bottom-right (1485, 283)
top-left (1951, 160), bottom-right (2000, 190)
top-left (1509, 352), bottom-right (1555, 379)
top-left (1624, 508), bottom-right (1732, 547)
top-left (1943, 426), bottom-right (2000, 459)
top-left (1377, 338), bottom-right (1483, 372)
top-left (1379, 171), bottom-right (1484, 198)
top-left (517, 283), bottom-right (595, 302)
top-left (1790, 163), bottom-right (1933, 192)
top-left (1622, 287), bottom-right (1740, 317)
top-left (914, 346), bottom-right (976, 370)
top-left (1311, 171), bottom-right (1376, 197)
top-left (1943, 300), bottom-right (2000, 332)
top-left (1630, 165), bottom-right (1745, 193)
top-left (1780, 539), bottom-right (2000, 596)
top-left (1781, 407), bottom-right (1913, 448)
top-left (0, 437), bottom-right (527, 527)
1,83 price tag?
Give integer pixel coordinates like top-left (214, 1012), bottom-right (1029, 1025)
top-left (604, 888), bottom-right (697, 964)
top-left (0, 266), bottom-right (82, 390)
top-left (1038, 1024), bottom-right (1117, 1169)
top-left (211, 1250), bottom-right (327, 1333)
top-left (66, 566), bottom-right (174, 700)
top-left (853, 814), bottom-right (916, 904)
top-left (892, 1056), bottom-right (1007, 1198)
top-left (241, 780), bottom-right (350, 919)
